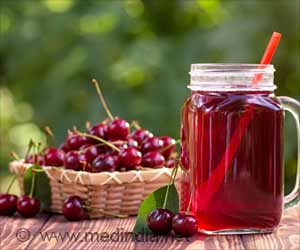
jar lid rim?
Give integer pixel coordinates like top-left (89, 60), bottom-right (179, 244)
top-left (190, 63), bottom-right (275, 72)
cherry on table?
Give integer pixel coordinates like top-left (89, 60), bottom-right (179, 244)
top-left (0, 194), bottom-right (18, 216)
top-left (118, 147), bottom-right (142, 170)
top-left (17, 195), bottom-right (40, 218)
top-left (141, 137), bottom-right (164, 153)
top-left (62, 196), bottom-right (86, 221)
top-left (147, 208), bottom-right (174, 235)
top-left (106, 118), bottom-right (130, 141)
top-left (131, 129), bottom-right (153, 145)
top-left (172, 213), bottom-right (198, 237)
top-left (92, 154), bottom-right (118, 172)
top-left (44, 147), bottom-right (64, 166)
top-left (142, 151), bottom-right (165, 168)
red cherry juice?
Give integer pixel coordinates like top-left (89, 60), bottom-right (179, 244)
top-left (180, 91), bottom-right (284, 232)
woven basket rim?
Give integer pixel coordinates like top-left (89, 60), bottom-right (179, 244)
top-left (10, 160), bottom-right (180, 186)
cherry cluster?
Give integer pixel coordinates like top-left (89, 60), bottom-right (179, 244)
top-left (25, 79), bottom-right (177, 172)
top-left (0, 176), bottom-right (40, 218)
top-left (25, 122), bottom-right (176, 172)
top-left (147, 208), bottom-right (198, 237)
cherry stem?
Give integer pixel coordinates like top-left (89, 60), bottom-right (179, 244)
top-left (92, 79), bottom-right (114, 121)
top-left (77, 132), bottom-right (120, 152)
top-left (25, 139), bottom-right (34, 159)
top-left (85, 121), bottom-right (91, 129)
top-left (44, 126), bottom-right (55, 145)
top-left (162, 164), bottom-right (178, 209)
top-left (29, 170), bottom-right (36, 198)
top-left (131, 120), bottom-right (141, 129)
top-left (6, 175), bottom-right (16, 194)
top-left (160, 139), bottom-right (180, 153)
top-left (10, 151), bottom-right (20, 161)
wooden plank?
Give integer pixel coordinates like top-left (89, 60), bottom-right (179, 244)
top-left (28, 215), bottom-right (136, 250)
top-left (2, 206), bottom-right (298, 250)
top-left (0, 214), bottom-right (50, 250)
top-left (27, 215), bottom-right (245, 250)
top-left (241, 206), bottom-right (300, 250)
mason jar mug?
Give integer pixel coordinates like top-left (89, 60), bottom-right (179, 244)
top-left (180, 64), bottom-right (300, 234)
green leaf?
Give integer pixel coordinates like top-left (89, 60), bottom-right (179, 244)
top-left (24, 165), bottom-right (51, 211)
top-left (133, 184), bottom-right (179, 234)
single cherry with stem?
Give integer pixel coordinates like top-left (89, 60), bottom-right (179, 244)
top-left (62, 195), bottom-right (128, 221)
top-left (172, 213), bottom-right (198, 237)
top-left (66, 134), bottom-right (89, 151)
top-left (172, 165), bottom-right (198, 237)
top-left (159, 137), bottom-right (178, 160)
top-left (91, 79), bottom-right (130, 141)
top-left (79, 144), bottom-right (99, 163)
top-left (146, 166), bottom-right (178, 235)
top-left (92, 154), bottom-right (118, 172)
top-left (88, 123), bottom-right (108, 141)
top-left (142, 151), bottom-right (165, 168)
top-left (118, 147), bottom-right (142, 170)
top-left (131, 129), bottom-right (153, 145)
top-left (44, 147), bottom-right (64, 167)
top-left (106, 118), bottom-right (130, 141)
top-left (0, 175), bottom-right (18, 216)
top-left (64, 151), bottom-right (82, 171)
top-left (62, 196), bottom-right (86, 221)
top-left (17, 170), bottom-right (40, 218)
top-left (141, 137), bottom-right (164, 153)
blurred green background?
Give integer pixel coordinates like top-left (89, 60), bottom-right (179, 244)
top-left (0, 0), bottom-right (299, 194)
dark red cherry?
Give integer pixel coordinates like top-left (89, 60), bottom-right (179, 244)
top-left (25, 154), bottom-right (45, 165)
top-left (141, 137), bottom-right (164, 153)
top-left (79, 145), bottom-right (99, 163)
top-left (64, 151), bottom-right (81, 170)
top-left (172, 213), bottom-right (198, 237)
top-left (142, 151), bottom-right (165, 168)
top-left (0, 194), bottom-right (18, 215)
top-left (88, 123), bottom-right (108, 142)
top-left (131, 129), bottom-right (153, 145)
top-left (166, 159), bottom-right (176, 168)
top-left (106, 118), bottom-right (130, 141)
top-left (66, 135), bottom-right (89, 150)
top-left (147, 208), bottom-right (174, 235)
top-left (59, 142), bottom-right (70, 153)
top-left (159, 136), bottom-right (176, 160)
top-left (44, 147), bottom-right (64, 166)
top-left (16, 195), bottom-right (40, 218)
top-left (62, 196), bottom-right (85, 221)
top-left (118, 147), bottom-right (142, 170)
top-left (127, 138), bottom-right (139, 148)
top-left (92, 154), bottom-right (118, 172)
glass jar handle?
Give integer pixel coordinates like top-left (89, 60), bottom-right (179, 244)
top-left (278, 96), bottom-right (300, 208)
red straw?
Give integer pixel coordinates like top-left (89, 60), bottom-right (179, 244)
top-left (197, 32), bottom-right (282, 209)
top-left (253, 32), bottom-right (282, 83)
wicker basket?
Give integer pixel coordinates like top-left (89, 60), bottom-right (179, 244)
top-left (9, 160), bottom-right (181, 218)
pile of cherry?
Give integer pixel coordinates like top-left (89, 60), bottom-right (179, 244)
top-left (24, 120), bottom-right (176, 172)
top-left (24, 79), bottom-right (177, 172)
top-left (0, 79), bottom-right (197, 236)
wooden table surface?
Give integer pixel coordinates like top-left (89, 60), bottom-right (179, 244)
top-left (0, 206), bottom-right (299, 250)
